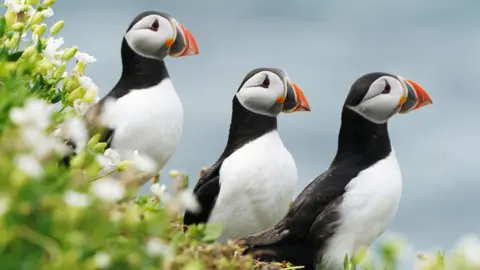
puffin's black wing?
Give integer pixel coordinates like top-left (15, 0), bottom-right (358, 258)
top-left (241, 161), bottom-right (360, 267)
top-left (183, 161), bottom-right (223, 226)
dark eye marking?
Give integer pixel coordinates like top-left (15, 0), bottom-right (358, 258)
top-left (381, 79), bottom-right (391, 94)
top-left (150, 19), bottom-right (159, 31)
top-left (260, 75), bottom-right (270, 88)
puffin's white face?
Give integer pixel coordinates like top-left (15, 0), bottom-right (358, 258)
top-left (124, 14), bottom-right (199, 60)
top-left (236, 69), bottom-right (310, 117)
top-left (348, 76), bottom-right (406, 124)
top-left (346, 72), bottom-right (432, 124)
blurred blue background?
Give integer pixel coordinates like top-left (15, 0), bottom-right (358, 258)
top-left (53, 0), bottom-right (479, 267)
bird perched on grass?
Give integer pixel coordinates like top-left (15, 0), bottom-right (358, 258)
top-left (183, 68), bottom-right (311, 243)
top-left (60, 11), bottom-right (199, 179)
top-left (240, 72), bottom-right (433, 270)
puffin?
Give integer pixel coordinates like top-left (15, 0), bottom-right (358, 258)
top-left (60, 11), bottom-right (199, 175)
top-left (183, 68), bottom-right (311, 243)
top-left (240, 72), bottom-right (433, 270)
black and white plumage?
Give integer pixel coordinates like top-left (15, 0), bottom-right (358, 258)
top-left (61, 11), bottom-right (199, 172)
top-left (241, 72), bottom-right (433, 270)
top-left (183, 68), bottom-right (311, 243)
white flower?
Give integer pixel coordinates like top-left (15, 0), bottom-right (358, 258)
top-left (145, 237), bottom-right (170, 257)
top-left (454, 234), bottom-right (480, 266)
top-left (84, 87), bottom-right (99, 103)
top-left (64, 190), bottom-right (90, 208)
top-left (179, 190), bottom-right (201, 213)
top-left (160, 190), bottom-right (201, 214)
top-left (26, 6), bottom-right (34, 16)
top-left (20, 127), bottom-right (67, 158)
top-left (91, 177), bottom-right (125, 203)
top-left (52, 127), bottom-right (62, 137)
top-left (75, 51), bottom-right (97, 64)
top-left (43, 37), bottom-right (64, 66)
top-left (98, 148), bottom-right (122, 167)
top-left (10, 99), bottom-right (53, 130)
top-left (0, 195), bottom-right (10, 216)
top-left (78, 76), bottom-right (99, 103)
top-left (20, 32), bottom-right (28, 42)
top-left (40, 7), bottom-right (53, 18)
top-left (150, 183), bottom-right (166, 197)
top-left (131, 150), bottom-right (158, 174)
top-left (4, 0), bottom-right (22, 12)
top-left (5, 0), bottom-right (27, 12)
top-left (9, 99), bottom-right (68, 158)
top-left (63, 118), bottom-right (88, 152)
top-left (31, 33), bottom-right (38, 43)
top-left (76, 75), bottom-right (99, 103)
top-left (4, 0), bottom-right (35, 15)
top-left (78, 75), bottom-right (97, 91)
top-left (73, 99), bottom-right (90, 115)
top-left (93, 251), bottom-right (111, 269)
top-left (104, 149), bottom-right (122, 165)
top-left (14, 154), bottom-right (43, 178)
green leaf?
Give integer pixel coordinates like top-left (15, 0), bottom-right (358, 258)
top-left (183, 260), bottom-right (205, 270)
top-left (183, 174), bottom-right (189, 189)
top-left (0, 46), bottom-right (8, 60)
top-left (50, 91), bottom-right (62, 103)
top-left (0, 16), bottom-right (6, 37)
top-left (30, 75), bottom-right (44, 93)
top-left (7, 51), bottom-right (23, 62)
top-left (344, 254), bottom-right (349, 270)
top-left (201, 223), bottom-right (223, 243)
top-left (37, 3), bottom-right (49, 11)
top-left (36, 39), bottom-right (43, 53)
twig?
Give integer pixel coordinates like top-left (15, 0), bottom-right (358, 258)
top-left (89, 168), bottom-right (118, 182)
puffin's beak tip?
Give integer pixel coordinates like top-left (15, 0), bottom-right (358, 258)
top-left (399, 78), bottom-right (432, 113)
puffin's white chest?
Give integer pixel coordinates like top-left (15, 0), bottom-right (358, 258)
top-left (108, 79), bottom-right (183, 170)
top-left (208, 130), bottom-right (298, 243)
top-left (320, 150), bottom-right (403, 269)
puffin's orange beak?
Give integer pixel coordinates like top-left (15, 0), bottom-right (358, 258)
top-left (168, 20), bottom-right (199, 57)
top-left (398, 78), bottom-right (432, 114)
top-left (282, 80), bottom-right (311, 113)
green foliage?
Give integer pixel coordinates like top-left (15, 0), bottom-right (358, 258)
top-left (0, 1), bottom-right (478, 270)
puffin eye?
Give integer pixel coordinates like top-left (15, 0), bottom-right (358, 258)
top-left (381, 80), bottom-right (391, 94)
top-left (260, 75), bottom-right (270, 88)
top-left (150, 19), bottom-right (159, 31)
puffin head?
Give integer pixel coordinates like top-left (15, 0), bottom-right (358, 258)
top-left (235, 68), bottom-right (311, 117)
top-left (345, 72), bottom-right (432, 124)
top-left (124, 11), bottom-right (199, 61)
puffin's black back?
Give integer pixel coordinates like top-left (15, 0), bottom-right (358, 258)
top-left (183, 68), bottom-right (283, 226)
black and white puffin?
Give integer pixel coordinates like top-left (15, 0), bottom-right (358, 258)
top-left (61, 11), bottom-right (199, 173)
top-left (183, 68), bottom-right (310, 243)
top-left (240, 72), bottom-right (433, 270)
